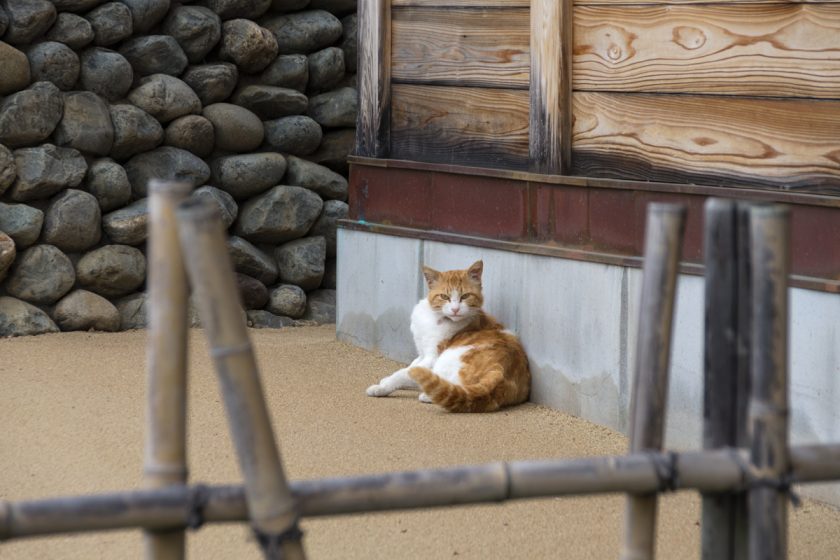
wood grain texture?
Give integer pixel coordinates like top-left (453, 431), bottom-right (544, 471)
top-left (393, 0), bottom-right (529, 6)
top-left (572, 92), bottom-right (840, 192)
top-left (391, 7), bottom-right (529, 88)
top-left (574, 5), bottom-right (840, 98)
top-left (390, 84), bottom-right (529, 169)
top-left (577, 0), bottom-right (835, 5)
top-left (356, 0), bottom-right (391, 157)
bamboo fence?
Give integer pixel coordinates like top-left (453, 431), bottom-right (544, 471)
top-left (0, 190), bottom-right (835, 560)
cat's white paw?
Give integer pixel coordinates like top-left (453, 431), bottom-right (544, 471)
top-left (366, 384), bottom-right (389, 397)
top-left (418, 392), bottom-right (433, 403)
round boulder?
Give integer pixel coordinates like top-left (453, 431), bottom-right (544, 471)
top-left (120, 0), bottom-right (171, 34)
top-left (219, 19), bottom-right (278, 74)
top-left (42, 189), bottom-right (102, 252)
top-left (128, 74), bottom-right (202, 124)
top-left (232, 85), bottom-right (307, 120)
top-left (182, 63), bottom-right (238, 106)
top-left (102, 198), bottom-right (148, 245)
top-left (190, 185), bottom-right (238, 229)
top-left (8, 144), bottom-right (87, 202)
top-left (119, 35), bottom-right (188, 77)
top-left (309, 199), bottom-right (348, 257)
top-left (125, 146), bottom-right (210, 197)
top-left (259, 54), bottom-right (308, 93)
top-left (76, 244), bottom-right (146, 297)
top-left (162, 6), bottom-right (221, 64)
top-left (309, 0), bottom-right (355, 17)
top-left (45, 13), bottom-right (95, 50)
top-left (0, 232), bottom-right (15, 282)
top-left (236, 273), bottom-right (269, 310)
top-left (269, 0), bottom-right (310, 13)
top-left (202, 103), bottom-right (263, 152)
top-left (341, 14), bottom-right (357, 73)
top-left (0, 82), bottom-right (64, 148)
top-left (321, 258), bottom-right (336, 289)
top-left (50, 0), bottom-right (105, 13)
top-left (0, 42), bottom-right (31, 95)
top-left (309, 128), bottom-right (354, 174)
top-left (284, 155), bottom-right (347, 200)
top-left (202, 0), bottom-right (271, 21)
top-left (211, 152), bottom-right (286, 200)
top-left (85, 1), bottom-right (133, 46)
top-left (267, 284), bottom-right (306, 318)
top-left (274, 236), bottom-right (326, 291)
top-left (84, 158), bottom-right (132, 212)
top-left (164, 115), bottom-right (215, 158)
top-left (0, 202), bottom-right (44, 248)
top-left (109, 103), bottom-right (164, 161)
top-left (0, 144), bottom-right (15, 195)
top-left (53, 91), bottom-right (115, 156)
top-left (53, 289), bottom-right (121, 331)
top-left (79, 48), bottom-right (134, 102)
top-left (5, 244), bottom-right (75, 305)
top-left (227, 236), bottom-right (278, 286)
top-left (307, 47), bottom-right (344, 94)
top-left (3, 0), bottom-right (56, 46)
top-left (301, 288), bottom-right (336, 323)
top-left (263, 10), bottom-right (342, 55)
top-left (26, 42), bottom-right (80, 91)
top-left (115, 292), bottom-right (147, 330)
top-left (264, 115), bottom-right (322, 156)
top-left (0, 296), bottom-right (59, 337)
top-left (308, 87), bottom-right (357, 128)
top-left (235, 185), bottom-right (322, 244)
top-left (246, 310), bottom-right (297, 329)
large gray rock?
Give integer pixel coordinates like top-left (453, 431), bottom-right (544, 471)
top-left (8, 144), bottom-right (87, 202)
top-left (263, 10), bottom-right (342, 55)
top-left (232, 85), bottom-right (307, 120)
top-left (182, 63), bottom-right (238, 105)
top-left (284, 155), bottom-right (347, 200)
top-left (201, 0), bottom-right (271, 20)
top-left (321, 257), bottom-right (336, 289)
top-left (274, 236), bottom-right (326, 291)
top-left (0, 144), bottom-right (14, 195)
top-left (120, 0), bottom-right (171, 34)
top-left (310, 127), bottom-right (353, 174)
top-left (202, 103), bottom-right (263, 152)
top-left (308, 86), bottom-right (357, 128)
top-left (5, 244), bottom-right (75, 304)
top-left (0, 231), bottom-right (14, 282)
top-left (0, 5), bottom-right (6, 37)
top-left (76, 244), bottom-right (146, 297)
top-left (307, 47), bottom-right (344, 93)
top-left (84, 158), bottom-right (131, 212)
top-left (236, 273), bottom-right (269, 310)
top-left (109, 104), bottom-right (164, 161)
top-left (258, 54), bottom-right (307, 92)
top-left (42, 189), bottom-right (102, 252)
top-left (301, 288), bottom-right (336, 323)
top-left (102, 198), bottom-right (148, 245)
top-left (246, 309), bottom-right (297, 329)
top-left (266, 283), bottom-right (305, 318)
top-left (53, 91), bottom-right (115, 156)
top-left (264, 115), bottom-right (322, 156)
top-left (0, 202), bottom-right (43, 248)
top-left (341, 14), bottom-right (357, 73)
top-left (219, 19), bottom-right (278, 74)
top-left (191, 185), bottom-right (238, 229)
top-left (115, 292), bottom-right (147, 329)
top-left (164, 115), bottom-right (215, 158)
top-left (85, 1), bottom-right (132, 46)
top-left (79, 47), bottom-right (133, 102)
top-left (235, 185), bottom-right (322, 244)
top-left (162, 6), bottom-right (221, 64)
top-left (49, 0), bottom-right (105, 14)
top-left (0, 296), bottom-right (59, 337)
top-left (0, 82), bottom-right (63, 148)
top-left (0, 41), bottom-right (30, 95)
top-left (53, 289), bottom-right (121, 331)
top-left (125, 146), bottom-right (210, 197)
top-left (26, 42), bottom-right (79, 91)
top-left (309, 199), bottom-right (347, 257)
top-left (45, 13), bottom-right (94, 50)
top-left (211, 152), bottom-right (286, 200)
top-left (2, 0), bottom-right (56, 45)
top-left (269, 0), bottom-right (310, 13)
top-left (309, 0), bottom-right (356, 17)
top-left (227, 235), bottom-right (277, 286)
top-left (128, 74), bottom-right (202, 124)
top-left (119, 35), bottom-right (188, 77)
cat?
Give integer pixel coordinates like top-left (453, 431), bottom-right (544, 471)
top-left (365, 260), bottom-right (530, 413)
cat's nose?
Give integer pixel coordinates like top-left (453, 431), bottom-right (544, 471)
top-left (451, 305), bottom-right (461, 315)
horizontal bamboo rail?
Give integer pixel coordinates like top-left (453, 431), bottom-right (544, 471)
top-left (2, 444), bottom-right (839, 542)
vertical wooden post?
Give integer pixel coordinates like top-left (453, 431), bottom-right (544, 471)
top-left (621, 203), bottom-right (686, 560)
top-left (356, 0), bottom-right (391, 157)
top-left (529, 0), bottom-right (572, 174)
top-left (748, 205), bottom-right (790, 560)
top-left (177, 200), bottom-right (306, 560)
top-left (144, 180), bottom-right (192, 560)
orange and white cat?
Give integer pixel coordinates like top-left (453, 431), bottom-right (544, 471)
top-left (366, 260), bottom-right (530, 413)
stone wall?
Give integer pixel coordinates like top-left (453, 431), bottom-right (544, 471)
top-left (0, 0), bottom-right (357, 336)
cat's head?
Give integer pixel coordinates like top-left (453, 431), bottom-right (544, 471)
top-left (422, 261), bottom-right (484, 322)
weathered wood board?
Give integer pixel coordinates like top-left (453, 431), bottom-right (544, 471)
top-left (393, 0), bottom-right (528, 7)
top-left (574, 5), bottom-right (840, 98)
top-left (356, 0), bottom-right (391, 157)
top-left (392, 7), bottom-right (530, 88)
top-left (390, 84), bottom-right (529, 169)
top-left (572, 92), bottom-right (840, 192)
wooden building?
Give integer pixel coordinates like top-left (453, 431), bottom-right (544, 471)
top-left (337, 0), bottom-right (840, 504)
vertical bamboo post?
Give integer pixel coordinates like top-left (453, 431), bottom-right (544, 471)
top-left (621, 203), bottom-right (686, 560)
top-left (144, 180), bottom-right (192, 560)
top-left (356, 0), bottom-right (390, 157)
top-left (176, 199), bottom-right (306, 560)
top-left (748, 205), bottom-right (790, 560)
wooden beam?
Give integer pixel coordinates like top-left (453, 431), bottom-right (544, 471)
top-left (356, 0), bottom-right (391, 157)
top-left (394, 0), bottom-right (529, 6)
top-left (529, 0), bottom-right (572, 174)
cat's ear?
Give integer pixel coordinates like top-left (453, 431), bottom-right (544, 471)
top-left (467, 260), bottom-right (483, 283)
top-left (422, 266), bottom-right (440, 288)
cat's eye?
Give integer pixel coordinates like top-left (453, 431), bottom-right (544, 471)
top-left (462, 293), bottom-right (475, 299)
top-left (440, 294), bottom-right (450, 301)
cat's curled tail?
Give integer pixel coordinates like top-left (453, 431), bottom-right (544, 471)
top-left (409, 366), bottom-right (504, 413)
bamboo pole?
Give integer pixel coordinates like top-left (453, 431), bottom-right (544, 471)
top-left (3, 444), bottom-right (840, 542)
top-left (144, 180), bottom-right (192, 560)
top-left (622, 203), bottom-right (686, 560)
top-left (748, 205), bottom-right (790, 560)
top-left (176, 199), bottom-right (306, 560)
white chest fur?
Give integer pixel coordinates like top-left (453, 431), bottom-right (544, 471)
top-left (409, 299), bottom-right (465, 359)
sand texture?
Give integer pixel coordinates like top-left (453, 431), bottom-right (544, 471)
top-left (1, 326), bottom-right (839, 559)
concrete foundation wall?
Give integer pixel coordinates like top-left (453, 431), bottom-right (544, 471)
top-left (337, 228), bottom-right (840, 506)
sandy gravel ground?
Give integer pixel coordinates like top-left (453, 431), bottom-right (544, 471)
top-left (1, 326), bottom-right (839, 559)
